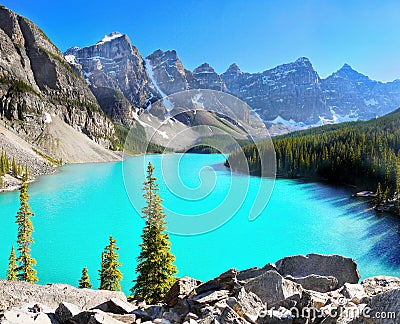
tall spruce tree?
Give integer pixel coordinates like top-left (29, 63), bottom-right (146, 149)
top-left (79, 267), bottom-right (92, 288)
top-left (16, 180), bottom-right (38, 283)
top-left (375, 182), bottom-right (383, 207)
top-left (98, 236), bottom-right (122, 291)
top-left (131, 162), bottom-right (177, 303)
top-left (6, 245), bottom-right (18, 281)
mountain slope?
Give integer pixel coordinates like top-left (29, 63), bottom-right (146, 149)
top-left (0, 6), bottom-right (119, 181)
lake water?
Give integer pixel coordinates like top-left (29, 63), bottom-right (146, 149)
top-left (1, 154), bottom-right (399, 294)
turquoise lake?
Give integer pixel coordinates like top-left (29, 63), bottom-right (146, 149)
top-left (1, 154), bottom-right (399, 294)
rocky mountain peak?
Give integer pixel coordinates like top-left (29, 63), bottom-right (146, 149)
top-left (193, 62), bottom-right (216, 74)
top-left (224, 63), bottom-right (242, 76)
top-left (333, 63), bottom-right (370, 81)
top-left (295, 56), bottom-right (312, 66)
top-left (146, 49), bottom-right (190, 95)
top-left (95, 32), bottom-right (125, 45)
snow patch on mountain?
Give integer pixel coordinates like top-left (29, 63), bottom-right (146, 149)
top-left (268, 115), bottom-right (307, 127)
top-left (144, 58), bottom-right (174, 111)
top-left (96, 32), bottom-right (124, 45)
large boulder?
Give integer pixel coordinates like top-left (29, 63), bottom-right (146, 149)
top-left (196, 269), bottom-right (239, 295)
top-left (339, 283), bottom-right (369, 305)
top-left (93, 298), bottom-right (135, 314)
top-left (361, 276), bottom-right (400, 296)
top-left (220, 306), bottom-right (250, 324)
top-left (244, 270), bottom-right (302, 308)
top-left (70, 309), bottom-right (123, 324)
top-left (163, 276), bottom-right (201, 307)
top-left (351, 288), bottom-right (400, 324)
top-left (285, 274), bottom-right (338, 293)
top-left (55, 301), bottom-right (82, 323)
top-left (275, 254), bottom-right (360, 287)
top-left (190, 290), bottom-right (230, 306)
top-left (0, 280), bottom-right (126, 310)
top-left (237, 264), bottom-right (277, 283)
top-left (227, 288), bottom-right (265, 324)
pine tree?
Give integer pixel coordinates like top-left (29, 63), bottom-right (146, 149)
top-left (16, 180), bottom-right (38, 283)
top-left (383, 186), bottom-right (390, 203)
top-left (79, 267), bottom-right (92, 289)
top-left (11, 157), bottom-right (18, 177)
top-left (98, 236), bottom-right (122, 291)
top-left (6, 245), bottom-right (18, 281)
top-left (98, 251), bottom-right (106, 289)
top-left (131, 162), bottom-right (177, 303)
top-left (374, 182), bottom-right (383, 207)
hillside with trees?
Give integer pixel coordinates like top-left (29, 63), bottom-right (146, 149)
top-left (227, 108), bottom-right (400, 206)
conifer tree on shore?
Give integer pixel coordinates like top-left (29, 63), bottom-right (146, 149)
top-left (6, 245), bottom-right (18, 281)
top-left (16, 180), bottom-right (38, 283)
top-left (131, 162), bottom-right (177, 303)
top-left (99, 236), bottom-right (122, 291)
top-left (79, 267), bottom-right (92, 289)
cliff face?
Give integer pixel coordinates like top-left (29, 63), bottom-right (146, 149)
top-left (0, 5), bottom-right (118, 164)
top-left (222, 57), bottom-right (330, 123)
top-left (65, 32), bottom-right (159, 125)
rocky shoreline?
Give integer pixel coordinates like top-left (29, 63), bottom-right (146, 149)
top-left (1, 254), bottom-right (399, 324)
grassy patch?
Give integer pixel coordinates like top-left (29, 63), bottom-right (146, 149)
top-left (0, 77), bottom-right (40, 96)
top-left (32, 147), bottom-right (62, 166)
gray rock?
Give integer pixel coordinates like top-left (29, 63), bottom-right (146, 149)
top-left (162, 310), bottom-right (182, 323)
top-left (191, 290), bottom-right (230, 305)
top-left (107, 313), bottom-right (136, 323)
top-left (350, 288), bottom-right (400, 324)
top-left (196, 269), bottom-right (239, 295)
top-left (256, 307), bottom-right (293, 324)
top-left (153, 319), bottom-right (170, 324)
top-left (55, 302), bottom-right (82, 323)
top-left (237, 264), bottom-right (277, 283)
top-left (185, 313), bottom-right (199, 321)
top-left (131, 309), bottom-right (152, 321)
top-left (34, 313), bottom-right (54, 324)
top-left (244, 270), bottom-right (303, 308)
top-left (70, 310), bottom-right (123, 324)
top-left (88, 310), bottom-right (124, 324)
top-left (227, 288), bottom-right (265, 324)
top-left (275, 254), bottom-right (360, 287)
top-left (1, 308), bottom-right (35, 323)
top-left (361, 276), bottom-right (400, 296)
top-left (285, 274), bottom-right (338, 293)
top-left (339, 283), bottom-right (368, 305)
top-left (220, 306), bottom-right (250, 324)
top-left (144, 305), bottom-right (165, 320)
top-left (163, 276), bottom-right (201, 307)
top-left (171, 299), bottom-right (190, 318)
top-left (94, 298), bottom-right (135, 315)
top-left (0, 280), bottom-right (126, 311)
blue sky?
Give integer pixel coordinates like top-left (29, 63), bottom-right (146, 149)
top-left (2, 0), bottom-right (400, 81)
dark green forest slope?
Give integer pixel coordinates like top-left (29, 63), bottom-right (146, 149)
top-left (228, 109), bottom-right (400, 200)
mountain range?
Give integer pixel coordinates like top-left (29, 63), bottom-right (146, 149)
top-left (2, 4), bottom-right (400, 181)
top-left (66, 32), bottom-right (400, 130)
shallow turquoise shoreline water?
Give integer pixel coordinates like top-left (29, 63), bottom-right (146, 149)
top-left (1, 154), bottom-right (399, 294)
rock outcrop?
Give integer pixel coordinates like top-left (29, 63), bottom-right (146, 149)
top-left (0, 6), bottom-right (117, 148)
top-left (0, 6), bottom-right (120, 190)
top-left (65, 32), bottom-right (159, 125)
top-left (1, 254), bottom-right (399, 324)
